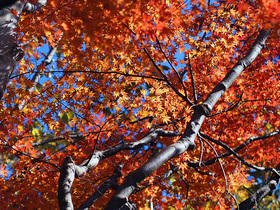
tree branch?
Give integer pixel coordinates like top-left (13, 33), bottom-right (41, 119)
top-left (22, 0), bottom-right (47, 13)
top-left (156, 37), bottom-right (191, 104)
top-left (1, 143), bottom-right (60, 170)
top-left (209, 92), bottom-right (243, 117)
top-left (143, 47), bottom-right (193, 105)
top-left (199, 132), bottom-right (279, 174)
top-left (76, 128), bottom-right (182, 177)
top-left (11, 70), bottom-right (166, 82)
top-left (133, 163), bottom-right (179, 194)
top-left (57, 128), bottom-right (181, 210)
top-left (188, 54), bottom-right (198, 104)
top-left (17, 36), bottom-right (62, 110)
top-left (202, 30), bottom-right (271, 113)
top-left (198, 134), bottom-right (229, 194)
top-left (188, 130), bottom-right (280, 169)
top-left (105, 29), bottom-right (271, 209)
top-left (237, 163), bottom-right (280, 210)
top-left (78, 163), bottom-right (124, 210)
top-left (31, 134), bottom-right (84, 147)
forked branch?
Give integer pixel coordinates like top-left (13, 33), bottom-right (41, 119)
top-left (237, 163), bottom-right (280, 210)
top-left (144, 48), bottom-right (193, 105)
top-left (57, 128), bottom-right (181, 210)
top-left (156, 37), bottom-right (191, 104)
top-left (188, 130), bottom-right (280, 170)
top-left (105, 29), bottom-right (271, 209)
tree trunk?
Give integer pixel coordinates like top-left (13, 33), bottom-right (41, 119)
top-left (0, 0), bottom-right (46, 100)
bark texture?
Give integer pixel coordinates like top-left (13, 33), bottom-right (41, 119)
top-left (0, 0), bottom-right (46, 100)
top-left (105, 30), bottom-right (271, 209)
top-left (238, 163), bottom-right (280, 210)
top-left (58, 129), bottom-right (181, 210)
top-left (58, 157), bottom-right (75, 210)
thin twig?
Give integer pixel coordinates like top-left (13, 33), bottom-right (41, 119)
top-left (198, 134), bottom-right (228, 192)
top-left (188, 130), bottom-right (280, 170)
top-left (198, 137), bottom-right (204, 167)
top-left (129, 116), bottom-right (153, 124)
top-left (16, 34), bottom-right (63, 110)
top-left (2, 143), bottom-right (60, 170)
top-left (32, 134), bottom-right (83, 147)
top-left (209, 92), bottom-right (243, 117)
top-left (151, 117), bottom-right (185, 129)
top-left (156, 37), bottom-right (190, 103)
top-left (123, 22), bottom-right (193, 105)
top-left (200, 131), bottom-right (280, 177)
top-left (179, 173), bottom-right (190, 200)
top-left (143, 48), bottom-right (192, 105)
top-left (188, 54), bottom-right (198, 104)
top-left (11, 70), bottom-right (166, 82)
top-left (230, 192), bottom-right (239, 210)
top-left (199, 134), bottom-right (233, 208)
top-left (192, 166), bottom-right (213, 176)
top-left (45, 87), bottom-right (101, 128)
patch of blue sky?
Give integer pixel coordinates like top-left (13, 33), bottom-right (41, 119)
top-left (143, 145), bottom-right (149, 151)
top-left (0, 161), bottom-right (14, 179)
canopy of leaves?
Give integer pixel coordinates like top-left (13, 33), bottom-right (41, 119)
top-left (0, 0), bottom-right (279, 209)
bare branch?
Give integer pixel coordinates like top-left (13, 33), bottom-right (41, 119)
top-left (209, 92), bottom-right (243, 117)
top-left (143, 48), bottom-right (193, 105)
top-left (188, 54), bottom-right (198, 104)
top-left (11, 70), bottom-right (166, 82)
top-left (129, 116), bottom-right (153, 124)
top-left (192, 166), bottom-right (213, 176)
top-left (57, 128), bottom-right (182, 209)
top-left (1, 143), bottom-right (60, 170)
top-left (188, 130), bottom-right (280, 176)
top-left (198, 134), bottom-right (229, 193)
top-left (32, 134), bottom-right (84, 147)
top-left (78, 163), bottom-right (124, 210)
top-left (151, 117), bottom-right (185, 129)
top-left (17, 35), bottom-right (62, 110)
top-left (105, 29), bottom-right (271, 210)
top-left (156, 37), bottom-right (191, 104)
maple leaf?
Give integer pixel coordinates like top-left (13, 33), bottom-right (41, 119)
top-left (0, 0), bottom-right (279, 209)
top-left (10, 9), bottom-right (18, 15)
top-left (61, 22), bottom-right (69, 31)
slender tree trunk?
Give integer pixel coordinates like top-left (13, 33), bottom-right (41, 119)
top-left (0, 0), bottom-right (46, 100)
top-left (0, 1), bottom-right (23, 99)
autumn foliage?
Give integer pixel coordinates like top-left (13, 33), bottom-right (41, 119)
top-left (0, 0), bottom-right (279, 209)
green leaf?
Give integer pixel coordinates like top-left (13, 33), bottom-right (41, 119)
top-left (33, 120), bottom-right (43, 130)
top-left (67, 110), bottom-right (74, 121)
top-left (32, 128), bottom-right (40, 136)
top-left (35, 83), bottom-right (42, 93)
top-left (60, 111), bottom-right (75, 124)
top-left (60, 113), bottom-right (69, 124)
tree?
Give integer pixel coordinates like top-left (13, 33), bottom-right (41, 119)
top-left (0, 0), bottom-right (279, 209)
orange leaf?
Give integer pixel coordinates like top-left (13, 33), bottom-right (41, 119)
top-left (10, 9), bottom-right (18, 15)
